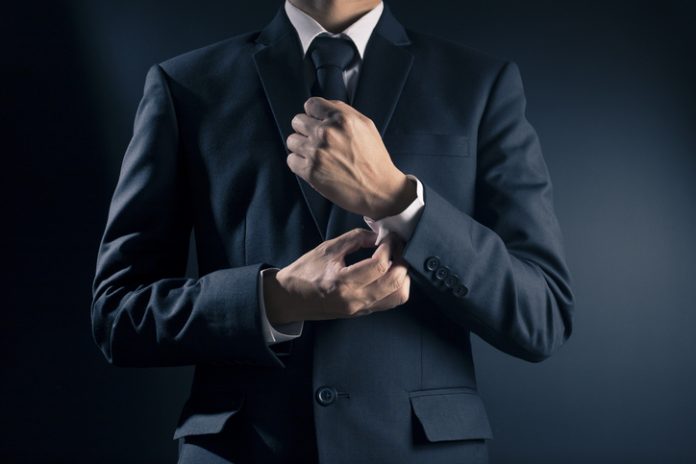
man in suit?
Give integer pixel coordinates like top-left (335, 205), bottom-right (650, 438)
top-left (91, 0), bottom-right (575, 463)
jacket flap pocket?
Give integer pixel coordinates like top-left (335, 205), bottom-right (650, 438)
top-left (173, 392), bottom-right (244, 440)
top-left (383, 133), bottom-right (470, 157)
top-left (409, 388), bottom-right (493, 442)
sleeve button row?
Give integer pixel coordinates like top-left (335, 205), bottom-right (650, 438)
top-left (424, 256), bottom-right (469, 298)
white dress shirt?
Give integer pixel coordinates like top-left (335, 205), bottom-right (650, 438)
top-left (258, 0), bottom-right (426, 344)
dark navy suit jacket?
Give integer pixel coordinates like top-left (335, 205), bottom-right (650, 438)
top-left (91, 3), bottom-right (574, 463)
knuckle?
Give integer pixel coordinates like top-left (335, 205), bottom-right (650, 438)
top-left (312, 149), bottom-right (324, 167)
top-left (358, 289), bottom-right (374, 309)
top-left (334, 279), bottom-right (349, 296)
top-left (401, 278), bottom-right (411, 303)
top-left (323, 125), bottom-right (338, 143)
top-left (314, 124), bottom-right (327, 142)
top-left (304, 97), bottom-right (317, 111)
top-left (323, 242), bottom-right (337, 256)
top-left (306, 145), bottom-right (320, 161)
top-left (330, 111), bottom-right (347, 127)
top-left (392, 272), bottom-right (406, 291)
top-left (399, 292), bottom-right (408, 305)
top-left (345, 300), bottom-right (361, 316)
top-left (400, 280), bottom-right (411, 304)
top-left (317, 276), bottom-right (334, 295)
top-left (316, 241), bottom-right (332, 257)
top-left (350, 227), bottom-right (365, 238)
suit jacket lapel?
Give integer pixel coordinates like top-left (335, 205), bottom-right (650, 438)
top-left (253, 7), bottom-right (331, 241)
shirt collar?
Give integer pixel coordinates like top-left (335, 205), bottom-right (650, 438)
top-left (284, 0), bottom-right (384, 59)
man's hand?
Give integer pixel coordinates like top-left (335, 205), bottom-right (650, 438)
top-left (286, 97), bottom-right (416, 220)
top-left (263, 228), bottom-right (411, 325)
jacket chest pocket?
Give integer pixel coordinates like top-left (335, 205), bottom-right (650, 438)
top-left (383, 133), bottom-right (470, 158)
top-left (409, 387), bottom-right (493, 442)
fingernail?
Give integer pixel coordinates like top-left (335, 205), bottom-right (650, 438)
top-left (388, 260), bottom-right (393, 267)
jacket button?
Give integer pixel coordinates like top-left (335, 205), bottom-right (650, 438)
top-left (424, 256), bottom-right (440, 272)
top-left (453, 283), bottom-right (469, 298)
top-left (444, 273), bottom-right (459, 288)
top-left (434, 265), bottom-right (450, 281)
top-left (316, 386), bottom-right (337, 406)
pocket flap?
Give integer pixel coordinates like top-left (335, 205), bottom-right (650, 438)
top-left (172, 392), bottom-right (244, 440)
top-left (383, 133), bottom-right (470, 157)
top-left (409, 388), bottom-right (493, 442)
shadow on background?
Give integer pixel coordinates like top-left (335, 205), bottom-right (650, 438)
top-left (5, 0), bottom-right (696, 462)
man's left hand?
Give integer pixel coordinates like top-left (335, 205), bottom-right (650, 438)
top-left (286, 96), bottom-right (416, 220)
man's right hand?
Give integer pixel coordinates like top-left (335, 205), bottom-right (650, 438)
top-left (263, 228), bottom-right (411, 325)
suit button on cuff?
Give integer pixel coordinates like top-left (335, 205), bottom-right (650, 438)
top-left (434, 265), bottom-right (450, 281)
top-left (453, 284), bottom-right (469, 298)
top-left (424, 256), bottom-right (440, 272)
top-left (444, 273), bottom-right (459, 288)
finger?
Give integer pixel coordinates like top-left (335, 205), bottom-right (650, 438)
top-left (372, 232), bottom-right (400, 263)
top-left (286, 133), bottom-right (310, 157)
top-left (364, 273), bottom-right (411, 313)
top-left (286, 152), bottom-right (308, 176)
top-left (327, 228), bottom-right (378, 259)
top-left (361, 261), bottom-right (409, 305)
top-left (304, 96), bottom-right (340, 121)
top-left (338, 241), bottom-right (392, 287)
top-left (291, 113), bottom-right (321, 137)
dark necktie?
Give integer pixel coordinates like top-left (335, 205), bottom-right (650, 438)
top-left (305, 35), bottom-right (358, 236)
top-left (308, 35), bottom-right (357, 103)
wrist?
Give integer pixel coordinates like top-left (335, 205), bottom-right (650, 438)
top-left (369, 172), bottom-right (417, 220)
top-left (263, 268), bottom-right (301, 325)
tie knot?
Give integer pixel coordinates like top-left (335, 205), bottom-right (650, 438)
top-left (308, 35), bottom-right (357, 71)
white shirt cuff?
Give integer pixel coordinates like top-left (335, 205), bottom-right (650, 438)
top-left (258, 267), bottom-right (304, 345)
top-left (363, 174), bottom-right (425, 246)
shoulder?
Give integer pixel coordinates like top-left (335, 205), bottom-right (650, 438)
top-left (155, 30), bottom-right (261, 84)
top-left (403, 28), bottom-right (512, 82)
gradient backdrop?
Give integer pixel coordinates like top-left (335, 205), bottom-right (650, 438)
top-left (5, 1), bottom-right (696, 462)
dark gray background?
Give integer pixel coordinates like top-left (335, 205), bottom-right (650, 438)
top-left (5, 0), bottom-right (696, 462)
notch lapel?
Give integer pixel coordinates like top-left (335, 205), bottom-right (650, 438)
top-left (253, 8), bottom-right (332, 241)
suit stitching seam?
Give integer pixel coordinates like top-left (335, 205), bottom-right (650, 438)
top-left (475, 59), bottom-right (511, 157)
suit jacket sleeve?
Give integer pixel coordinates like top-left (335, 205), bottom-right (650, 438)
top-left (90, 64), bottom-right (283, 368)
top-left (401, 60), bottom-right (575, 362)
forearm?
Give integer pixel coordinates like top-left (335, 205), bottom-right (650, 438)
top-left (91, 262), bottom-right (283, 368)
top-left (402, 181), bottom-right (574, 362)
top-left (400, 60), bottom-right (574, 362)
